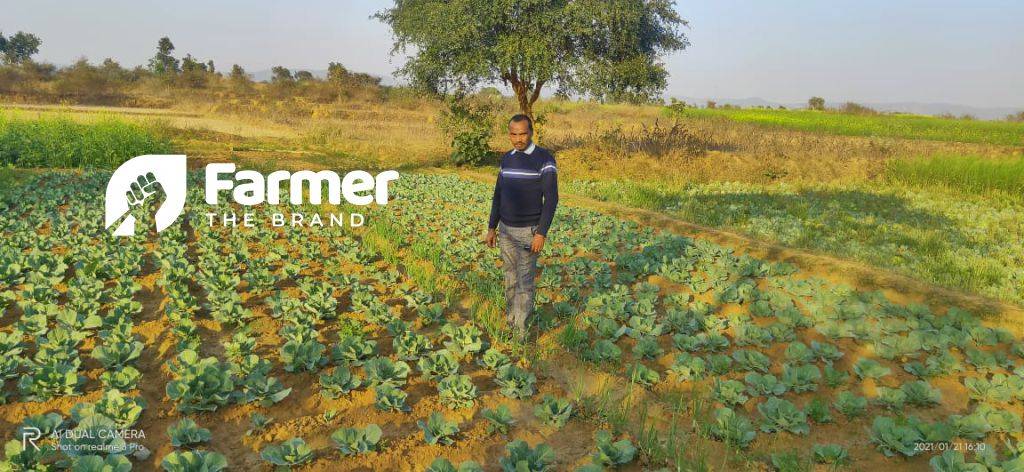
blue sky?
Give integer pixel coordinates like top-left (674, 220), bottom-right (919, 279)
top-left (5, 0), bottom-right (1022, 108)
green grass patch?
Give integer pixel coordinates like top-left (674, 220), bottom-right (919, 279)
top-left (0, 112), bottom-right (173, 169)
top-left (885, 154), bottom-right (1024, 195)
top-left (564, 178), bottom-right (1024, 305)
top-left (665, 107), bottom-right (1024, 145)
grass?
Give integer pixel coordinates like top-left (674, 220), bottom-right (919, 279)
top-left (563, 178), bottom-right (1024, 305)
top-left (665, 107), bottom-right (1024, 146)
top-left (0, 111), bottom-right (172, 168)
top-left (885, 154), bottom-right (1024, 195)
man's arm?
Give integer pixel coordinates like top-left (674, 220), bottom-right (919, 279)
top-left (535, 158), bottom-right (558, 237)
top-left (486, 169), bottom-right (501, 248)
top-left (488, 170), bottom-right (501, 230)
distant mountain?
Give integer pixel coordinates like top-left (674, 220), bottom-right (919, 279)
top-left (672, 96), bottom-right (1022, 120)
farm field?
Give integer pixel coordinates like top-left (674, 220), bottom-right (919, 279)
top-left (2, 1), bottom-right (1022, 469)
top-left (665, 107), bottom-right (1024, 146)
top-left (0, 102), bottom-right (1022, 471)
top-left (4, 159), bottom-right (1024, 470)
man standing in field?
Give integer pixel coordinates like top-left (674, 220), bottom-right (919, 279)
top-left (485, 114), bottom-right (559, 338)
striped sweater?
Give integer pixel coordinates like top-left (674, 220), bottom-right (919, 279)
top-left (488, 142), bottom-right (559, 236)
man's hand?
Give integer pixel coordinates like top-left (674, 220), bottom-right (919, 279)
top-left (530, 233), bottom-right (545, 253)
top-left (485, 228), bottom-right (497, 248)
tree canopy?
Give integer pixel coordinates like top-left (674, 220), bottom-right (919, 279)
top-left (375, 0), bottom-right (689, 118)
top-left (1, 31), bottom-right (42, 64)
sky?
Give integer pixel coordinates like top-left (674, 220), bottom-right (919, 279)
top-left (4, 0), bottom-right (1022, 109)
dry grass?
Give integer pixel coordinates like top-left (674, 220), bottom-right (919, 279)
top-left (8, 94), bottom-right (1020, 184)
top-left (529, 100), bottom-right (1022, 186)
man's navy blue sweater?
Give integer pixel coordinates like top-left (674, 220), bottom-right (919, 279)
top-left (488, 142), bottom-right (558, 236)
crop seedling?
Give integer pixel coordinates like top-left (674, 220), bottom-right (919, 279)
top-left (626, 362), bottom-right (660, 387)
top-left (744, 373), bottom-right (787, 397)
top-left (331, 424), bottom-right (383, 455)
top-left (853, 358), bottom-right (892, 380)
top-left (732, 349), bottom-right (772, 373)
top-left (669, 353), bottom-right (706, 380)
top-left (246, 412), bottom-right (273, 436)
top-left (833, 391), bottom-right (868, 418)
top-left (708, 407), bottom-right (757, 449)
top-left (781, 364), bottom-right (821, 393)
top-left (590, 430), bottom-right (637, 467)
top-left (758, 397), bottom-right (810, 435)
top-left (478, 348), bottom-right (512, 371)
top-left (418, 412), bottom-right (460, 445)
top-left (167, 418), bottom-right (212, 448)
top-left (805, 397), bottom-right (833, 424)
top-left (437, 374), bottom-right (477, 409)
top-left (165, 350), bottom-right (236, 413)
top-left (364, 357), bottom-right (411, 387)
top-left (495, 365), bottom-right (537, 399)
top-left (419, 349), bottom-right (460, 381)
top-left (318, 365), bottom-right (362, 399)
top-left (870, 416), bottom-right (924, 457)
top-left (632, 336), bottom-right (663, 359)
top-left (160, 450), bottom-right (228, 472)
top-left (374, 385), bottom-right (410, 412)
top-left (482, 405), bottom-right (516, 435)
top-left (534, 395), bottom-right (573, 428)
top-left (260, 437), bottom-right (314, 467)
top-left (713, 379), bottom-right (749, 406)
top-left (498, 440), bottom-right (555, 472)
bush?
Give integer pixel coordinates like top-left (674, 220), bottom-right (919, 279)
top-left (438, 94), bottom-right (496, 166)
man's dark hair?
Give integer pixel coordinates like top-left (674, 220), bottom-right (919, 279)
top-left (509, 114), bottom-right (533, 131)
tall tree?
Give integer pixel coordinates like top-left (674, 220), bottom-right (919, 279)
top-left (375, 0), bottom-right (688, 119)
top-left (808, 96), bottom-right (825, 111)
top-left (229, 64), bottom-right (254, 94)
top-left (270, 66), bottom-right (294, 83)
top-left (148, 37), bottom-right (180, 75)
top-left (1, 31), bottom-right (42, 64)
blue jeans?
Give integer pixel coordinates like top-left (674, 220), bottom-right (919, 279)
top-left (497, 221), bottom-right (539, 333)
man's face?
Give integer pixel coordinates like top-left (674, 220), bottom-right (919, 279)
top-left (508, 120), bottom-right (532, 151)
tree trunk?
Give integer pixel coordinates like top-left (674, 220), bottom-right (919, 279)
top-left (503, 70), bottom-right (545, 122)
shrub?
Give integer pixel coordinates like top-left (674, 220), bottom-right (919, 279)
top-left (438, 95), bottom-right (496, 166)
